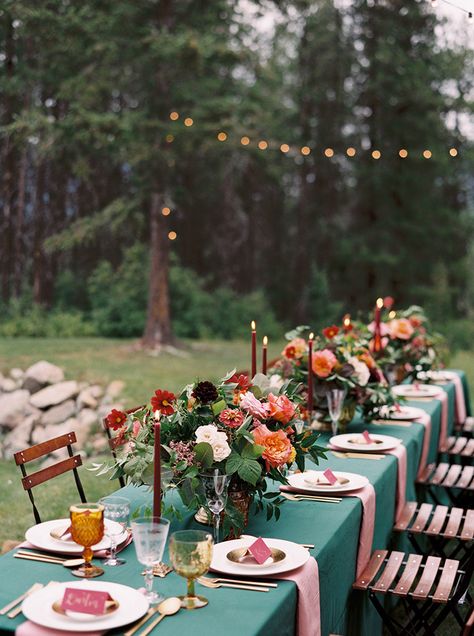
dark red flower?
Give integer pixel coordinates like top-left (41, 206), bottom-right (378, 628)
top-left (322, 325), bottom-right (339, 339)
top-left (151, 389), bottom-right (176, 415)
top-left (105, 409), bottom-right (127, 431)
top-left (225, 373), bottom-right (252, 391)
top-left (384, 296), bottom-right (394, 309)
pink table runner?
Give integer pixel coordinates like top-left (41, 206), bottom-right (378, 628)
top-left (348, 485), bottom-right (376, 578)
top-left (385, 444), bottom-right (407, 522)
top-left (414, 410), bottom-right (432, 478)
top-left (448, 375), bottom-right (466, 425)
top-left (433, 390), bottom-right (449, 449)
top-left (272, 557), bottom-right (321, 636)
top-left (17, 624), bottom-right (103, 636)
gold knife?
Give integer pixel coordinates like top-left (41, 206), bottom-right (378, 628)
top-left (123, 606), bottom-right (159, 636)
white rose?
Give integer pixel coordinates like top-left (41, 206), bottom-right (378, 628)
top-left (211, 439), bottom-right (231, 462)
top-left (348, 356), bottom-right (371, 387)
top-left (195, 424), bottom-right (219, 445)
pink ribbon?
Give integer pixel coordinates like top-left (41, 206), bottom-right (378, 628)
top-left (272, 557), bottom-right (321, 636)
top-left (385, 444), bottom-right (407, 522)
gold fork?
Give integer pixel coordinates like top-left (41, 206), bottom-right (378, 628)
top-left (200, 576), bottom-right (277, 588)
top-left (280, 492), bottom-right (341, 503)
top-left (197, 577), bottom-right (270, 592)
top-left (331, 450), bottom-right (385, 460)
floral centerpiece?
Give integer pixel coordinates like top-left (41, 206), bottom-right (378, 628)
top-left (366, 302), bottom-right (445, 383)
top-left (98, 371), bottom-right (326, 536)
top-left (270, 322), bottom-right (394, 429)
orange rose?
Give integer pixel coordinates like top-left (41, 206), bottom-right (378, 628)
top-left (388, 318), bottom-right (414, 340)
top-left (267, 393), bottom-right (296, 425)
top-left (312, 349), bottom-right (337, 378)
top-left (253, 424), bottom-right (293, 469)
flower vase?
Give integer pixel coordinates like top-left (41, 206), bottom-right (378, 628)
top-left (337, 403), bottom-right (357, 433)
top-left (194, 488), bottom-right (252, 540)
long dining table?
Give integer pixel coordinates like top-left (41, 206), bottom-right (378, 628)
top-left (0, 370), bottom-right (469, 636)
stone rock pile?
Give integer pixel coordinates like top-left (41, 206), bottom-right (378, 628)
top-left (0, 361), bottom-right (125, 460)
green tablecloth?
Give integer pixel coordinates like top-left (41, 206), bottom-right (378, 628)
top-left (0, 373), bottom-right (464, 636)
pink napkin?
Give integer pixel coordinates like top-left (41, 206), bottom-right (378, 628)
top-left (385, 444), bottom-right (407, 522)
top-left (16, 624), bottom-right (104, 636)
top-left (414, 411), bottom-right (432, 478)
top-left (346, 485), bottom-right (376, 578)
top-left (271, 557), bottom-right (321, 636)
top-left (451, 374), bottom-right (467, 425)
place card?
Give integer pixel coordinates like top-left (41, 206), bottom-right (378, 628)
top-left (247, 537), bottom-right (272, 564)
top-left (61, 588), bottom-right (112, 615)
top-left (322, 468), bottom-right (338, 485)
top-left (394, 403), bottom-right (402, 412)
top-left (362, 430), bottom-right (373, 444)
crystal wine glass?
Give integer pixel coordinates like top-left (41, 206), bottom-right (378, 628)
top-left (199, 471), bottom-right (230, 544)
top-left (70, 503), bottom-right (105, 578)
top-left (131, 517), bottom-right (170, 604)
top-left (327, 388), bottom-right (347, 435)
top-left (169, 530), bottom-right (213, 610)
top-left (99, 496), bottom-right (130, 566)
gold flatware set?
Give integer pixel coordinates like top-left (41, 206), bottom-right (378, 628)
top-left (280, 491), bottom-right (341, 504)
top-left (331, 450), bottom-right (386, 460)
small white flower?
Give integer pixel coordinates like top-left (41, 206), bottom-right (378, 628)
top-left (348, 356), bottom-right (371, 387)
top-left (195, 424), bottom-right (219, 445)
top-left (211, 439), bottom-right (231, 462)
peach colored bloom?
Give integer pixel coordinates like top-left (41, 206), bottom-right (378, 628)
top-left (253, 424), bottom-right (293, 469)
top-left (282, 338), bottom-right (307, 360)
top-left (312, 349), bottom-right (337, 378)
top-left (388, 318), bottom-right (414, 340)
top-left (267, 393), bottom-right (296, 425)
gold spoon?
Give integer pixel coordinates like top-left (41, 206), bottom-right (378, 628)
top-left (139, 597), bottom-right (181, 636)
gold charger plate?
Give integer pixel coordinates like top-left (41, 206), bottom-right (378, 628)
top-left (226, 547), bottom-right (286, 566)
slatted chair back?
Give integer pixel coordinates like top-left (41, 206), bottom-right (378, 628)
top-left (417, 462), bottom-right (474, 507)
top-left (102, 405), bottom-right (144, 489)
top-left (394, 502), bottom-right (474, 567)
top-left (440, 436), bottom-right (474, 461)
top-left (14, 432), bottom-right (86, 524)
top-left (353, 549), bottom-right (474, 635)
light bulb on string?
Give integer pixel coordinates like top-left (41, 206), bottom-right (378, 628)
top-left (258, 140), bottom-right (268, 150)
top-left (324, 148), bottom-right (334, 158)
top-left (217, 131), bottom-right (227, 142)
top-left (280, 144), bottom-right (290, 153)
top-left (372, 150), bottom-right (381, 160)
top-left (449, 148), bottom-right (458, 157)
top-left (169, 111), bottom-right (179, 121)
top-left (399, 149), bottom-right (408, 158)
top-left (184, 117), bottom-right (193, 127)
top-left (422, 150), bottom-right (432, 159)
top-left (301, 146), bottom-right (311, 156)
top-left (346, 147), bottom-right (356, 157)
top-left (240, 136), bottom-right (250, 146)
top-left (168, 231), bottom-right (177, 241)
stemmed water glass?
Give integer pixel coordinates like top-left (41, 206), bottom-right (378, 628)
top-left (327, 388), bottom-right (347, 435)
top-left (199, 471), bottom-right (230, 544)
top-left (169, 530), bottom-right (213, 610)
top-left (99, 496), bottom-right (130, 566)
top-left (131, 517), bottom-right (170, 605)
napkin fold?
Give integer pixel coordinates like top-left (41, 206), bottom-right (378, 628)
top-left (384, 444), bottom-right (407, 522)
top-left (271, 556), bottom-right (321, 636)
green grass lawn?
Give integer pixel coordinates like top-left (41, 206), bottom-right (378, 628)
top-left (0, 337), bottom-right (473, 547)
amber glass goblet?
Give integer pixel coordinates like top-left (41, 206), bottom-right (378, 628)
top-left (169, 530), bottom-right (213, 609)
top-left (70, 503), bottom-right (105, 578)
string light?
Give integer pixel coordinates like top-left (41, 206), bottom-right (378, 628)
top-left (168, 231), bottom-right (177, 240)
top-left (217, 131), bottom-right (227, 142)
top-left (346, 147), bottom-right (356, 157)
top-left (449, 148), bottom-right (458, 157)
top-left (184, 117), bottom-right (193, 127)
top-left (399, 149), bottom-right (408, 158)
top-left (423, 149), bottom-right (432, 159)
top-left (165, 134), bottom-right (174, 143)
top-left (162, 207), bottom-right (171, 216)
top-left (301, 146), bottom-right (311, 155)
top-left (240, 136), bottom-right (250, 145)
top-left (324, 148), bottom-right (334, 157)
top-left (280, 144), bottom-right (290, 153)
top-left (169, 111), bottom-right (179, 121)
top-left (372, 150), bottom-right (381, 160)
top-left (258, 140), bottom-right (268, 150)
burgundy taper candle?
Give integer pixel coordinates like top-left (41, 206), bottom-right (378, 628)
top-left (374, 298), bottom-right (383, 353)
top-left (153, 422), bottom-right (161, 519)
top-left (308, 333), bottom-right (314, 419)
top-left (251, 321), bottom-right (257, 378)
top-left (262, 336), bottom-right (268, 374)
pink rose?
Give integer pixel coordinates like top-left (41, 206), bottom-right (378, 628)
top-left (267, 393), bottom-right (295, 425)
top-left (367, 321), bottom-right (391, 336)
top-left (312, 349), bottom-right (337, 378)
top-left (388, 318), bottom-right (414, 340)
top-left (240, 391), bottom-right (270, 420)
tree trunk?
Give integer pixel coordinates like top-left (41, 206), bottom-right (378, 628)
top-left (141, 192), bottom-right (173, 348)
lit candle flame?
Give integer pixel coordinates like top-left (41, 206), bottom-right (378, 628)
top-left (376, 298), bottom-right (384, 309)
top-left (251, 320), bottom-right (256, 331)
top-left (388, 310), bottom-right (396, 319)
top-left (344, 318), bottom-right (351, 327)
top-left (263, 336), bottom-right (268, 346)
top-left (309, 332), bottom-right (314, 340)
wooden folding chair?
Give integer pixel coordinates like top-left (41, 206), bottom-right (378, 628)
top-left (102, 405), bottom-right (144, 489)
top-left (394, 502), bottom-right (474, 568)
top-left (416, 463), bottom-right (474, 507)
top-left (440, 437), bottom-right (474, 462)
top-left (457, 416), bottom-right (473, 439)
top-left (14, 432), bottom-right (86, 524)
top-left (353, 549), bottom-right (474, 636)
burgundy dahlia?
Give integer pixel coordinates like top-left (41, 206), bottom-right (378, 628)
top-left (192, 381), bottom-right (218, 404)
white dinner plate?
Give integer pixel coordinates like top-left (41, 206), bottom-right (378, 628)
top-left (392, 384), bottom-right (441, 398)
top-left (287, 470), bottom-right (369, 494)
top-left (330, 433), bottom-right (401, 453)
top-left (211, 538), bottom-right (309, 577)
top-left (378, 405), bottom-right (425, 421)
top-left (417, 370), bottom-right (456, 383)
top-left (22, 580), bottom-right (149, 632)
top-left (25, 519), bottom-right (127, 555)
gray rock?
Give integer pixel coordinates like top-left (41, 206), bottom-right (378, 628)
top-left (1, 378), bottom-right (18, 393)
top-left (23, 361), bottom-right (64, 393)
top-left (9, 368), bottom-right (24, 381)
top-left (40, 399), bottom-right (76, 426)
top-left (77, 387), bottom-right (98, 410)
top-left (89, 385), bottom-right (104, 399)
top-left (2, 414), bottom-right (37, 458)
top-left (31, 419), bottom-right (77, 446)
top-left (106, 380), bottom-right (125, 399)
top-left (0, 390), bottom-right (31, 428)
top-left (30, 381), bottom-right (79, 409)
top-left (78, 408), bottom-right (98, 429)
